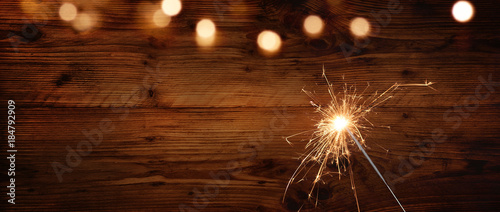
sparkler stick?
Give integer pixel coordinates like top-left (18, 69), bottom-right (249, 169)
top-left (283, 67), bottom-right (434, 211)
top-left (346, 128), bottom-right (406, 212)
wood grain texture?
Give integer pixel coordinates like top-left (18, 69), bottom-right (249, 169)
top-left (1, 0), bottom-right (499, 211)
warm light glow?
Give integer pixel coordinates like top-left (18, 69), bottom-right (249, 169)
top-left (196, 19), bottom-right (216, 38)
top-left (153, 9), bottom-right (171, 27)
top-left (350, 17), bottom-right (370, 37)
top-left (332, 116), bottom-right (349, 131)
top-left (304, 15), bottom-right (324, 36)
top-left (162, 0), bottom-right (182, 16)
top-left (72, 13), bottom-right (93, 32)
top-left (196, 19), bottom-right (216, 47)
top-left (452, 1), bottom-right (474, 22)
top-left (257, 30), bottom-right (281, 52)
top-left (284, 67), bottom-right (435, 211)
top-left (59, 3), bottom-right (77, 21)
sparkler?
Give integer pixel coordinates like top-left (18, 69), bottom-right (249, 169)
top-left (284, 66), bottom-right (434, 211)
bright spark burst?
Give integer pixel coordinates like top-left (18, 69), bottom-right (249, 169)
top-left (284, 66), bottom-right (435, 211)
top-left (331, 116), bottom-right (349, 131)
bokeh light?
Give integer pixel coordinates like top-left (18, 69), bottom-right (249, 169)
top-left (452, 1), bottom-right (474, 23)
top-left (153, 9), bottom-right (171, 27)
top-left (72, 13), bottom-right (93, 32)
top-left (257, 30), bottom-right (281, 52)
top-left (196, 19), bottom-right (216, 38)
top-left (303, 15), bottom-right (324, 37)
top-left (196, 19), bottom-right (216, 47)
top-left (59, 3), bottom-right (78, 21)
top-left (162, 0), bottom-right (182, 16)
top-left (350, 17), bottom-right (370, 37)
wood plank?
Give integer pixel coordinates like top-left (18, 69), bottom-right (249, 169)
top-left (0, 0), bottom-right (499, 211)
top-left (4, 107), bottom-right (500, 211)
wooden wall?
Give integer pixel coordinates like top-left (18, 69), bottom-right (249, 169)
top-left (1, 0), bottom-right (499, 211)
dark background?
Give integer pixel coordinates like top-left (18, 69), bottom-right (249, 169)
top-left (1, 0), bottom-right (499, 211)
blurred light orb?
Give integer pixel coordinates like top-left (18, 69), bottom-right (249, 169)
top-left (72, 13), bottom-right (93, 32)
top-left (162, 0), bottom-right (182, 16)
top-left (59, 3), bottom-right (77, 21)
top-left (153, 9), bottom-right (171, 27)
top-left (304, 15), bottom-right (324, 36)
top-left (452, 1), bottom-right (474, 22)
top-left (257, 30), bottom-right (281, 52)
top-left (196, 19), bottom-right (216, 38)
top-left (350, 17), bottom-right (370, 37)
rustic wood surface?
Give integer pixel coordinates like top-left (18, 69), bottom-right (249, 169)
top-left (1, 0), bottom-right (499, 211)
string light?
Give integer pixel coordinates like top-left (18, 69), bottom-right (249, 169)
top-left (452, 1), bottom-right (474, 23)
top-left (257, 30), bottom-right (281, 53)
top-left (59, 3), bottom-right (77, 21)
top-left (153, 9), bottom-right (171, 27)
top-left (304, 15), bottom-right (324, 37)
top-left (196, 19), bottom-right (216, 47)
top-left (196, 19), bottom-right (216, 38)
top-left (72, 13), bottom-right (93, 32)
top-left (162, 0), bottom-right (182, 16)
top-left (350, 17), bottom-right (370, 37)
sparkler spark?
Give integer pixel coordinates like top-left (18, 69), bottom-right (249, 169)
top-left (331, 116), bottom-right (349, 132)
top-left (284, 66), bottom-right (434, 211)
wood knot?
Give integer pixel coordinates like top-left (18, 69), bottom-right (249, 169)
top-left (401, 69), bottom-right (416, 78)
top-left (55, 74), bottom-right (72, 87)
